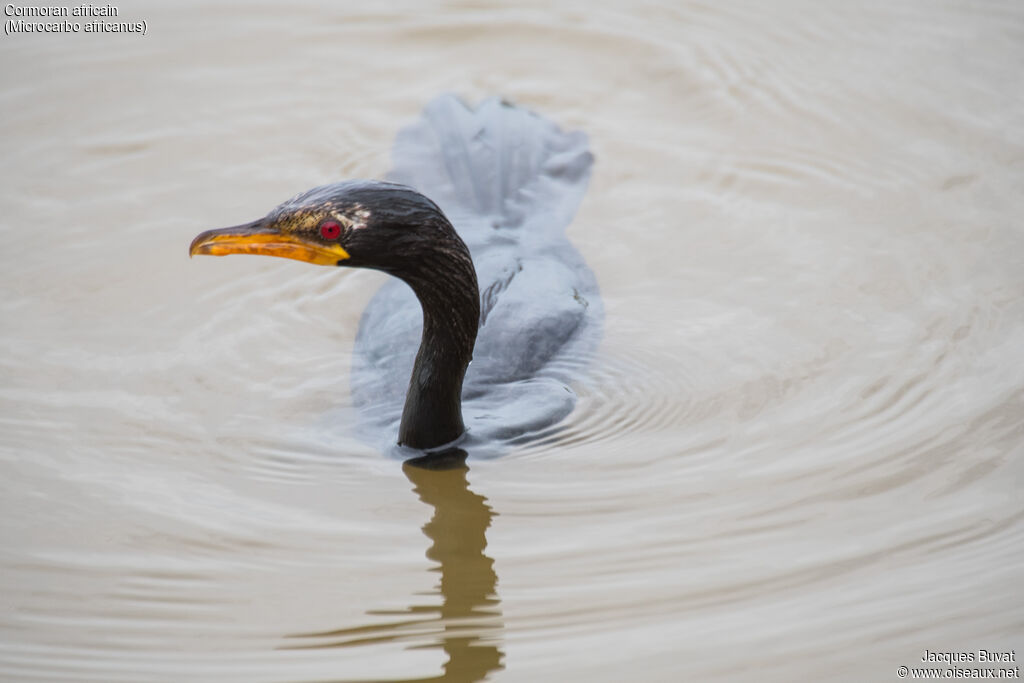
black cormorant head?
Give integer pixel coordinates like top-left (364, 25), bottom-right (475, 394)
top-left (190, 180), bottom-right (463, 276)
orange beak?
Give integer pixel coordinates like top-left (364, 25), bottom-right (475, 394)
top-left (189, 220), bottom-right (350, 266)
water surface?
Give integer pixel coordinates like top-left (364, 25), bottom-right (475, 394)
top-left (1, 1), bottom-right (1023, 681)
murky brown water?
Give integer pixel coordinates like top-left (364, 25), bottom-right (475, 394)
top-left (2, 1), bottom-right (1023, 681)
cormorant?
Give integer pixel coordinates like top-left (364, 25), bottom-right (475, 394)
top-left (190, 95), bottom-right (600, 456)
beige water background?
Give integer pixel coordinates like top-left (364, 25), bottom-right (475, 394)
top-left (2, 1), bottom-right (1023, 681)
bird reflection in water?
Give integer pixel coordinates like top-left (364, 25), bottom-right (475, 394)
top-left (283, 449), bottom-right (504, 682)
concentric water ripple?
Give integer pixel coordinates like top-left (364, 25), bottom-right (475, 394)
top-left (2, 1), bottom-right (1024, 681)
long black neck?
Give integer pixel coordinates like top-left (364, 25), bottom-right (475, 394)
top-left (395, 230), bottom-right (480, 450)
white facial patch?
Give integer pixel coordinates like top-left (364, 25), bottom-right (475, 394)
top-left (351, 205), bottom-right (372, 230)
top-left (330, 206), bottom-right (371, 232)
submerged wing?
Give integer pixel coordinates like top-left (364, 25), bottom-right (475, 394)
top-left (387, 94), bottom-right (593, 243)
top-left (354, 95), bottom-right (600, 452)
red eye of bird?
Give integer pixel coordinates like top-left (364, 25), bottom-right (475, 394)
top-left (320, 221), bottom-right (341, 240)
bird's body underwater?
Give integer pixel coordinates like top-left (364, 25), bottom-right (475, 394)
top-left (190, 95), bottom-right (601, 457)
